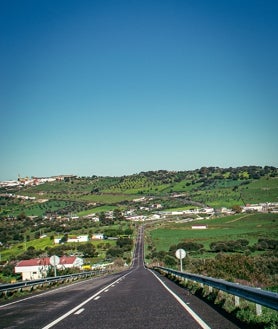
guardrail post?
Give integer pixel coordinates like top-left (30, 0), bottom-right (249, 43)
top-left (235, 295), bottom-right (240, 307)
top-left (154, 266), bottom-right (278, 313)
top-left (234, 283), bottom-right (240, 307)
top-left (256, 303), bottom-right (262, 316)
top-left (256, 288), bottom-right (262, 316)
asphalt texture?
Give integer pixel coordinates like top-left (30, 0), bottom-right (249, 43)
top-left (0, 227), bottom-right (242, 329)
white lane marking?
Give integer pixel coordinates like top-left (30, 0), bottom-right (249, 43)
top-left (41, 270), bottom-right (133, 329)
top-left (74, 308), bottom-right (84, 315)
top-left (104, 289), bottom-right (109, 292)
top-left (94, 296), bottom-right (101, 300)
top-left (150, 270), bottom-right (211, 329)
top-left (0, 278), bottom-right (92, 309)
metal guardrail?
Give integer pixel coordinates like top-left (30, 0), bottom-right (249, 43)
top-left (0, 270), bottom-right (105, 295)
top-left (155, 266), bottom-right (278, 312)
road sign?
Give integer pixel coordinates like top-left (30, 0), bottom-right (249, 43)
top-left (49, 255), bottom-right (60, 266)
top-left (49, 255), bottom-right (60, 277)
top-left (175, 249), bottom-right (186, 260)
top-left (175, 249), bottom-right (186, 272)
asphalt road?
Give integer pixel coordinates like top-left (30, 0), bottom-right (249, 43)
top-left (0, 227), bottom-right (241, 329)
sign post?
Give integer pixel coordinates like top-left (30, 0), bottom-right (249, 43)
top-left (175, 248), bottom-right (186, 272)
top-left (49, 255), bottom-right (60, 277)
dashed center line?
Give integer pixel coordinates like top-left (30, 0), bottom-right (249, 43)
top-left (74, 308), bottom-right (84, 315)
top-left (41, 270), bottom-right (133, 329)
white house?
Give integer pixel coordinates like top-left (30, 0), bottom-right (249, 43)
top-left (171, 211), bottom-right (184, 215)
top-left (92, 233), bottom-right (104, 240)
top-left (67, 235), bottom-right (89, 243)
top-left (54, 237), bottom-right (62, 244)
top-left (242, 204), bottom-right (264, 212)
top-left (54, 235), bottom-right (89, 244)
top-left (126, 215), bottom-right (147, 221)
top-left (192, 225), bottom-right (208, 230)
top-left (14, 256), bottom-right (83, 280)
top-left (85, 214), bottom-right (100, 222)
top-left (132, 197), bottom-right (146, 202)
top-left (149, 214), bottom-right (161, 220)
top-left (200, 207), bottom-right (214, 214)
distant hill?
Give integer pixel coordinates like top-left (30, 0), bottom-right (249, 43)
top-left (1, 166), bottom-right (277, 217)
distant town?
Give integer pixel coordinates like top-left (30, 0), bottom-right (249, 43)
top-left (0, 174), bottom-right (77, 188)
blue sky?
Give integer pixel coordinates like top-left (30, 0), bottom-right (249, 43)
top-left (1, 0), bottom-right (278, 180)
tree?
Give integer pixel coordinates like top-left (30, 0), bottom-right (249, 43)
top-left (1, 263), bottom-right (15, 277)
top-left (18, 246), bottom-right (42, 260)
top-left (13, 232), bottom-right (24, 242)
top-left (164, 255), bottom-right (176, 267)
top-left (77, 243), bottom-right (97, 258)
top-left (113, 209), bottom-right (125, 221)
top-left (210, 242), bottom-right (228, 252)
top-left (176, 241), bottom-right (204, 252)
top-left (106, 247), bottom-right (124, 258)
top-left (116, 237), bottom-right (133, 251)
top-left (232, 205), bottom-right (242, 213)
top-left (60, 234), bottom-right (68, 243)
top-left (17, 212), bottom-right (27, 220)
top-left (124, 227), bottom-right (133, 235)
top-left (99, 212), bottom-right (114, 225)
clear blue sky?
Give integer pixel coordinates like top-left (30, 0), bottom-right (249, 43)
top-left (1, 0), bottom-right (278, 180)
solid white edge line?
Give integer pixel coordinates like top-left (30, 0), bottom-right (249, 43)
top-left (0, 278), bottom-right (92, 309)
top-left (149, 270), bottom-right (211, 329)
top-left (41, 271), bottom-right (133, 329)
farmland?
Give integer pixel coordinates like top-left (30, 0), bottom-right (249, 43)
top-left (145, 212), bottom-right (278, 290)
top-left (1, 166), bottom-right (278, 218)
top-left (147, 213), bottom-right (278, 253)
top-left (0, 166), bottom-right (277, 288)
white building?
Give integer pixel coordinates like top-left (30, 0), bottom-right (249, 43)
top-left (242, 204), bottom-right (264, 212)
top-left (92, 234), bottom-right (104, 240)
top-left (15, 256), bottom-right (83, 280)
top-left (67, 235), bottom-right (89, 243)
top-left (192, 225), bottom-right (208, 229)
top-left (54, 235), bottom-right (89, 244)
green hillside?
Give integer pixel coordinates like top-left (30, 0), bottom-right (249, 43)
top-left (1, 166), bottom-right (277, 218)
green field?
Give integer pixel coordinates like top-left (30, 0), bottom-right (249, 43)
top-left (0, 237), bottom-right (54, 261)
top-left (148, 213), bottom-right (278, 253)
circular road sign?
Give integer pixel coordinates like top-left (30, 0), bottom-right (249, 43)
top-left (49, 255), bottom-right (60, 266)
top-left (175, 249), bottom-right (186, 260)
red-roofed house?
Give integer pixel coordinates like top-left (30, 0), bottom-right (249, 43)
top-left (15, 256), bottom-right (83, 280)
